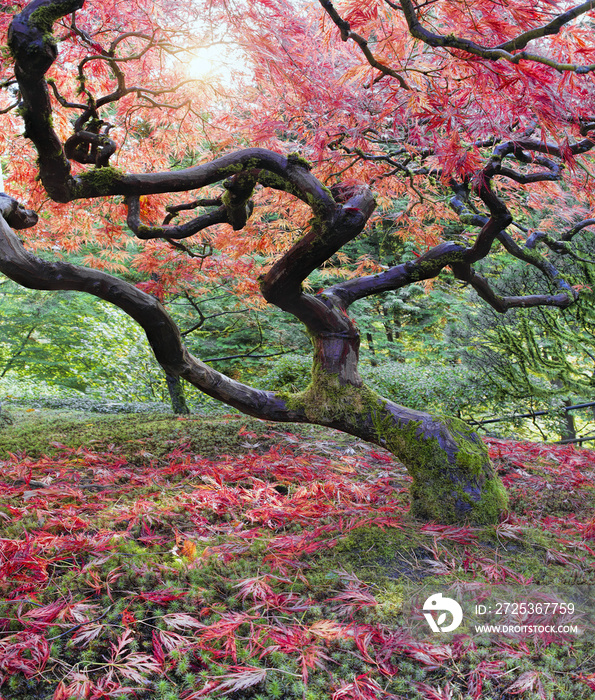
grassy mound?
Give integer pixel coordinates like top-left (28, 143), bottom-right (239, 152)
top-left (0, 408), bottom-right (325, 459)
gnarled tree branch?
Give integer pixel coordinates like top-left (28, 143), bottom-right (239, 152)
top-left (0, 194), bottom-right (305, 422)
top-left (318, 0), bottom-right (410, 89)
top-left (398, 0), bottom-right (595, 73)
top-left (126, 195), bottom-right (228, 240)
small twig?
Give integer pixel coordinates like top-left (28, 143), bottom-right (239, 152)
top-left (46, 605), bottom-right (114, 640)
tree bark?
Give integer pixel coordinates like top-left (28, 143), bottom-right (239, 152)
top-left (165, 373), bottom-right (190, 415)
top-left (561, 399), bottom-right (576, 442)
top-left (282, 330), bottom-right (507, 523)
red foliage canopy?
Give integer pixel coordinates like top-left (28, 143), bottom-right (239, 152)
top-left (0, 0), bottom-right (594, 301)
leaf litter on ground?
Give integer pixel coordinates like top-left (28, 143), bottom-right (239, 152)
top-left (0, 423), bottom-right (595, 698)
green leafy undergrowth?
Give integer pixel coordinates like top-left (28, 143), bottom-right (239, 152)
top-left (1, 417), bottom-right (595, 699)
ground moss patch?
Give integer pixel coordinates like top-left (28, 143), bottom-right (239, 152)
top-left (0, 408), bottom-right (324, 459)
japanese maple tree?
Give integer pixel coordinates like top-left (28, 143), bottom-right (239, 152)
top-left (1, 0), bottom-right (595, 524)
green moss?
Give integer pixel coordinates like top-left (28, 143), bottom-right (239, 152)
top-left (218, 156), bottom-right (272, 179)
top-left (452, 419), bottom-right (489, 476)
top-left (410, 248), bottom-right (466, 281)
top-left (279, 361), bottom-right (507, 524)
top-left (74, 165), bottom-right (125, 196)
top-left (30, 2), bottom-right (73, 35)
top-left (221, 186), bottom-right (252, 215)
top-left (257, 170), bottom-right (304, 200)
top-left (320, 525), bottom-right (436, 586)
top-left (378, 413), bottom-right (507, 524)
top-left (287, 152), bottom-right (313, 170)
top-left (138, 224), bottom-right (165, 238)
top-left (219, 162), bottom-right (245, 176)
top-left (310, 520), bottom-right (577, 593)
top-left (0, 409), bottom-right (287, 459)
top-left (282, 369), bottom-right (371, 426)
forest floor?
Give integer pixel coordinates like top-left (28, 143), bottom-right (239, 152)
top-left (1, 408), bottom-right (595, 699)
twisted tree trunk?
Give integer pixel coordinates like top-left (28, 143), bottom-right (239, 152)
top-left (0, 194), bottom-right (506, 524)
top-left (279, 320), bottom-right (506, 523)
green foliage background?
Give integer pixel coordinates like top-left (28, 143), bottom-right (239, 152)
top-left (1, 213), bottom-right (595, 442)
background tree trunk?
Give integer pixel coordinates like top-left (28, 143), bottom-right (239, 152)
top-left (561, 399), bottom-right (576, 442)
top-left (165, 373), bottom-right (190, 415)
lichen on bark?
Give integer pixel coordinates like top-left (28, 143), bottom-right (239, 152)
top-left (377, 410), bottom-right (508, 524)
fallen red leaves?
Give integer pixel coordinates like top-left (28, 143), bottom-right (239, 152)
top-left (0, 433), bottom-right (594, 698)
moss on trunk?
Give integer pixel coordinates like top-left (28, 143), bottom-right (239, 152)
top-left (281, 369), bottom-right (507, 524)
top-left (379, 412), bottom-right (508, 524)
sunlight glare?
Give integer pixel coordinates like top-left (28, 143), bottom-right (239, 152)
top-left (185, 44), bottom-right (246, 84)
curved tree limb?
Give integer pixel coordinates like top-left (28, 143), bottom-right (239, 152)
top-left (261, 186), bottom-right (375, 307)
top-left (449, 181), bottom-right (489, 227)
top-left (497, 231), bottom-right (578, 302)
top-left (325, 239), bottom-right (478, 308)
top-left (562, 218), bottom-right (595, 241)
top-left (450, 262), bottom-right (576, 312)
top-left (398, 0), bottom-right (595, 73)
top-left (493, 1), bottom-right (595, 53)
top-left (0, 194), bottom-right (305, 422)
top-left (525, 231), bottom-right (595, 264)
top-left (318, 0), bottom-right (410, 89)
top-left (327, 170), bottom-right (512, 305)
top-left (64, 130), bottom-right (118, 167)
top-left (126, 195), bottom-right (228, 240)
top-left (7, 0), bottom-right (83, 201)
top-left (164, 198), bottom-right (222, 221)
